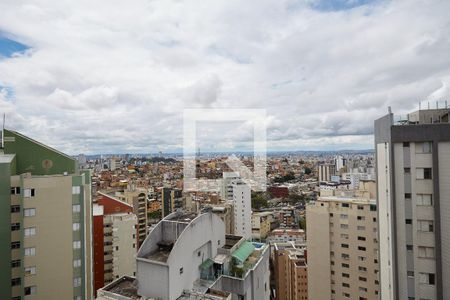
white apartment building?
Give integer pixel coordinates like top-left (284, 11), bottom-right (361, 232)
top-left (232, 180), bottom-right (252, 240)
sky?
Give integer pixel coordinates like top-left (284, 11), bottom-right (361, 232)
top-left (0, 0), bottom-right (450, 154)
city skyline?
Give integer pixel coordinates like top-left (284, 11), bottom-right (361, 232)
top-left (1, 0), bottom-right (450, 154)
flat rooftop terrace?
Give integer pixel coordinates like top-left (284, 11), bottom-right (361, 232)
top-left (101, 276), bottom-right (139, 299)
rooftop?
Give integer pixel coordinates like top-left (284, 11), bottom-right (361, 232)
top-left (317, 196), bottom-right (376, 205)
top-left (167, 212), bottom-right (198, 223)
top-left (223, 235), bottom-right (242, 250)
top-left (99, 276), bottom-right (139, 300)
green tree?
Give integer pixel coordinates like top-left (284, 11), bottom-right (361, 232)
top-left (251, 192), bottom-right (268, 210)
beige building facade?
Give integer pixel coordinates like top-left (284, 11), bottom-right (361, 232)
top-left (273, 242), bottom-right (308, 300)
top-left (307, 196), bottom-right (379, 300)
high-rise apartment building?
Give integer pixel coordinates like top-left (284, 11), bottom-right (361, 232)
top-left (273, 242), bottom-right (308, 300)
top-left (375, 107), bottom-right (450, 300)
top-left (0, 129), bottom-right (92, 300)
top-left (93, 193), bottom-right (137, 295)
top-left (113, 187), bottom-right (148, 247)
top-left (161, 187), bottom-right (183, 217)
top-left (220, 172), bottom-right (240, 201)
top-left (232, 179), bottom-right (252, 240)
top-left (307, 196), bottom-right (380, 299)
top-left (318, 163), bottom-right (337, 182)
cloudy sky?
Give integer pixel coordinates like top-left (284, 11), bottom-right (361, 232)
top-left (1, 0), bottom-right (450, 154)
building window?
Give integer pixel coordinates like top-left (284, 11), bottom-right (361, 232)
top-left (11, 187), bottom-right (21, 195)
top-left (73, 223), bottom-right (80, 231)
top-left (405, 193), bottom-right (411, 199)
top-left (405, 219), bottom-right (412, 224)
top-left (24, 227), bottom-right (36, 237)
top-left (406, 245), bottom-right (413, 251)
top-left (25, 247), bottom-right (36, 256)
top-left (73, 204), bottom-right (81, 213)
top-left (418, 246), bottom-right (435, 258)
top-left (359, 276), bottom-right (367, 282)
top-left (11, 260), bottom-right (21, 268)
top-left (358, 266), bottom-right (367, 272)
top-left (72, 186), bottom-right (81, 195)
top-left (418, 220), bottom-right (434, 232)
top-left (342, 203), bottom-right (349, 208)
top-left (179, 267), bottom-right (184, 275)
top-left (24, 208), bottom-right (36, 217)
top-left (341, 224), bottom-right (349, 229)
top-left (403, 142), bottom-right (410, 147)
top-left (358, 246), bottom-right (366, 251)
top-left (342, 263), bottom-right (349, 268)
top-left (24, 285), bottom-right (37, 295)
top-left (404, 167), bottom-right (411, 174)
top-left (11, 205), bottom-right (20, 213)
top-left (11, 278), bottom-right (21, 286)
top-left (358, 236), bottom-right (366, 241)
top-left (341, 233), bottom-right (349, 239)
top-left (357, 216), bottom-right (365, 221)
top-left (73, 277), bottom-right (82, 287)
top-left (11, 241), bottom-right (20, 249)
top-left (357, 226), bottom-right (365, 230)
top-left (407, 271), bottom-right (414, 277)
top-left (417, 142), bottom-right (432, 153)
top-left (25, 266), bottom-right (36, 276)
top-left (417, 194), bottom-right (433, 206)
top-left (73, 259), bottom-right (81, 268)
top-left (73, 241), bottom-right (81, 249)
top-left (24, 188), bottom-right (35, 198)
top-left (11, 223), bottom-right (20, 231)
top-left (341, 244), bottom-right (349, 248)
top-left (416, 168), bottom-right (432, 179)
top-left (419, 273), bottom-right (435, 285)
top-left (340, 214), bottom-right (348, 219)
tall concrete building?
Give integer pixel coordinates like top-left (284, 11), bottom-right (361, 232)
top-left (220, 172), bottom-right (240, 201)
top-left (93, 194), bottom-right (137, 294)
top-left (232, 180), bottom-right (252, 240)
top-left (0, 129), bottom-right (92, 300)
top-left (375, 107), bottom-right (450, 300)
top-left (273, 242), bottom-right (308, 300)
top-left (318, 163), bottom-right (336, 182)
top-left (307, 196), bottom-right (380, 300)
top-left (161, 187), bottom-right (183, 217)
top-left (114, 187), bottom-right (148, 247)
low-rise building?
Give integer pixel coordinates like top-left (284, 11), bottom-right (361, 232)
top-left (251, 212), bottom-right (274, 241)
top-left (267, 229), bottom-right (305, 244)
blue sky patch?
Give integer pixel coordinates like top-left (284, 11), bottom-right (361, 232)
top-left (310, 0), bottom-right (379, 12)
top-left (0, 36), bottom-right (29, 58)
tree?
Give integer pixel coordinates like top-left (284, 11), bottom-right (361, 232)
top-left (299, 216), bottom-right (306, 230)
top-left (251, 192), bottom-right (268, 210)
top-left (304, 167), bottom-right (312, 175)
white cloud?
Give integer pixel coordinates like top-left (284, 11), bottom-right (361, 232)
top-left (0, 0), bottom-right (449, 154)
